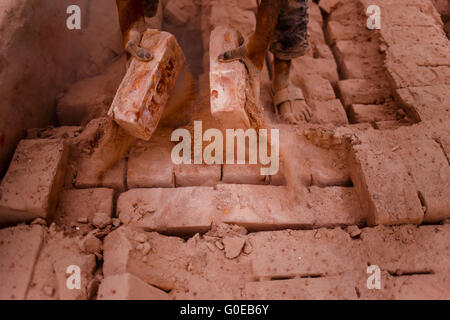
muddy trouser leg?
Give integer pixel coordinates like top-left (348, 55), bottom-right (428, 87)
top-left (270, 0), bottom-right (309, 61)
top-left (271, 0), bottom-right (311, 122)
top-left (116, 0), bottom-right (153, 63)
top-left (142, 0), bottom-right (160, 17)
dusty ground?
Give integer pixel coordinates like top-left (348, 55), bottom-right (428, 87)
top-left (0, 0), bottom-right (449, 300)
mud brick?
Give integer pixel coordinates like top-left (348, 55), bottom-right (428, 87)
top-left (333, 40), bottom-right (377, 63)
top-left (385, 41), bottom-right (450, 69)
top-left (26, 233), bottom-right (96, 300)
top-left (309, 19), bottom-right (327, 47)
top-left (333, 40), bottom-right (383, 80)
top-left (222, 165), bottom-right (267, 185)
top-left (53, 251), bottom-right (96, 300)
top-left (397, 139), bottom-right (450, 223)
top-left (103, 227), bottom-right (184, 291)
top-left (108, 30), bottom-right (185, 140)
top-left (269, 171), bottom-right (286, 186)
top-left (310, 99), bottom-right (349, 126)
top-left (338, 58), bottom-right (371, 80)
top-left (127, 138), bottom-right (174, 188)
top-left (249, 228), bottom-right (364, 279)
top-left (98, 273), bottom-right (170, 300)
top-left (314, 43), bottom-right (335, 61)
top-left (302, 75), bottom-right (336, 102)
top-left (394, 85), bottom-right (450, 121)
top-left (55, 188), bottom-right (114, 227)
top-left (374, 121), bottom-right (407, 130)
top-left (25, 231), bottom-right (97, 300)
top-left (75, 158), bottom-right (126, 191)
top-left (359, 0), bottom-right (443, 27)
top-left (359, 225), bottom-right (450, 274)
top-left (386, 59), bottom-right (450, 89)
top-left (358, 272), bottom-right (450, 300)
top-left (245, 276), bottom-right (357, 300)
top-left (380, 26), bottom-right (450, 66)
top-left (319, 0), bottom-right (342, 14)
top-left (337, 79), bottom-right (392, 108)
top-left (0, 225), bottom-right (45, 300)
top-left (117, 187), bottom-right (218, 235)
top-left (309, 186), bottom-right (365, 227)
top-left (349, 141), bottom-right (424, 226)
top-left (209, 26), bottom-right (251, 129)
top-left (0, 139), bottom-right (68, 226)
top-left (329, 0), bottom-right (362, 22)
top-left (218, 185), bottom-right (365, 231)
top-left (164, 0), bottom-right (196, 26)
top-left (291, 56), bottom-right (339, 85)
top-left (174, 164), bottom-right (221, 187)
top-left (326, 21), bottom-right (366, 45)
top-left (348, 104), bottom-right (398, 123)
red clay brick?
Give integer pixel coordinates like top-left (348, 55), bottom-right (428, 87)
top-left (0, 139), bottom-right (68, 226)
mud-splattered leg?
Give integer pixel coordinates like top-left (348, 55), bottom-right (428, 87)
top-left (273, 57), bottom-right (311, 123)
top-left (116, 0), bottom-right (153, 65)
top-left (271, 0), bottom-right (311, 124)
top-left (218, 0), bottom-right (285, 90)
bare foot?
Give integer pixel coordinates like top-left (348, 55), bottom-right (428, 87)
top-left (279, 99), bottom-right (312, 124)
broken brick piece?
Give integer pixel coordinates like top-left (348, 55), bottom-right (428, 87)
top-left (0, 139), bottom-right (68, 226)
top-left (103, 227), bottom-right (183, 291)
top-left (108, 30), bottom-right (185, 140)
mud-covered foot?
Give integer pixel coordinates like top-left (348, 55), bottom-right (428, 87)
top-left (274, 85), bottom-right (312, 124)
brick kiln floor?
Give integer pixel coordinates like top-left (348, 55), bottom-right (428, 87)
top-left (0, 0), bottom-right (449, 300)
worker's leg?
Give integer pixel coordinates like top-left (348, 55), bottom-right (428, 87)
top-left (116, 0), bottom-right (153, 64)
top-left (270, 0), bottom-right (311, 124)
top-left (218, 0), bottom-right (285, 72)
top-left (142, 0), bottom-right (160, 17)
